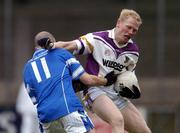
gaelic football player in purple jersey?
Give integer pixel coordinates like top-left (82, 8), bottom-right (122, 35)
top-left (44, 9), bottom-right (151, 133)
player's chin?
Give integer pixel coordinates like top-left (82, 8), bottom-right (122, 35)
top-left (122, 38), bottom-right (129, 44)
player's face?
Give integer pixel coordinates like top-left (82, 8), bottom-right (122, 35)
top-left (116, 17), bottom-right (140, 44)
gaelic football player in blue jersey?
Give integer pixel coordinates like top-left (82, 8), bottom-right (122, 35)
top-left (23, 31), bottom-right (117, 133)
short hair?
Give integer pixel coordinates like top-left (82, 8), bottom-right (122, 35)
top-left (34, 31), bottom-right (56, 46)
top-left (119, 9), bottom-right (142, 25)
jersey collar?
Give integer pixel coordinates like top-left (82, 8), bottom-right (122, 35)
top-left (108, 28), bottom-right (133, 48)
top-left (33, 48), bottom-right (47, 58)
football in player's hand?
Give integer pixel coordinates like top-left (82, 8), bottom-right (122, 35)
top-left (114, 71), bottom-right (141, 98)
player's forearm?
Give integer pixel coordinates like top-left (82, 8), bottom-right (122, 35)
top-left (54, 41), bottom-right (77, 51)
top-left (88, 75), bottom-right (107, 86)
top-left (80, 73), bottom-right (107, 86)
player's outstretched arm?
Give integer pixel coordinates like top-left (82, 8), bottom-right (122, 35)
top-left (79, 71), bottom-right (118, 87)
top-left (53, 40), bottom-right (77, 52)
top-left (36, 36), bottom-right (77, 52)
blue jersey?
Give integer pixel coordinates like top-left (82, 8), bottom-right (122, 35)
top-left (23, 48), bottom-right (85, 123)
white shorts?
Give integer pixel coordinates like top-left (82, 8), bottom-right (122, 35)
top-left (41, 110), bottom-right (94, 133)
top-left (87, 87), bottom-right (130, 110)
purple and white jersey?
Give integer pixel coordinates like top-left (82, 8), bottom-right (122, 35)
top-left (74, 29), bottom-right (139, 77)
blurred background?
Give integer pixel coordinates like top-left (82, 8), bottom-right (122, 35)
top-left (0, 0), bottom-right (180, 132)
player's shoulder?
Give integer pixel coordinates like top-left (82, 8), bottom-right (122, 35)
top-left (125, 39), bottom-right (139, 52)
top-left (23, 61), bottom-right (32, 75)
top-left (92, 30), bottom-right (109, 38)
top-left (26, 57), bottom-right (34, 66)
top-left (88, 30), bottom-right (112, 45)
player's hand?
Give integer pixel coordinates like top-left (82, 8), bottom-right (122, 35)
top-left (119, 85), bottom-right (141, 99)
top-left (37, 37), bottom-right (54, 50)
top-left (104, 71), bottom-right (118, 86)
top-left (131, 85), bottom-right (141, 99)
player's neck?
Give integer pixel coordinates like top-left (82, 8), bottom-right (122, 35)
top-left (117, 42), bottom-right (127, 48)
top-left (114, 38), bottom-right (127, 48)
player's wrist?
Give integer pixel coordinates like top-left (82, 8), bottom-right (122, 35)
top-left (104, 71), bottom-right (118, 86)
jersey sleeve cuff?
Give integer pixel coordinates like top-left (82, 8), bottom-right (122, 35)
top-left (73, 39), bottom-right (82, 55)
